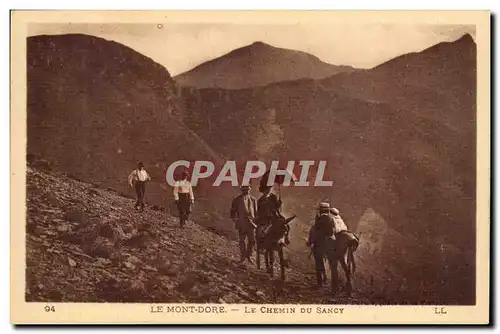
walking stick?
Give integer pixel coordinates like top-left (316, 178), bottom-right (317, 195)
top-left (278, 183), bottom-right (282, 213)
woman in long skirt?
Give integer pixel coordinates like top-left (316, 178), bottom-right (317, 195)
top-left (173, 171), bottom-right (194, 227)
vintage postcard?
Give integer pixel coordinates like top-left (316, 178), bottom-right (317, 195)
top-left (10, 10), bottom-right (491, 325)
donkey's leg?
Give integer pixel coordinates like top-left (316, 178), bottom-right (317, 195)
top-left (278, 246), bottom-right (285, 282)
top-left (256, 248), bottom-right (261, 269)
top-left (265, 249), bottom-right (271, 274)
top-left (268, 250), bottom-right (275, 277)
top-left (340, 251), bottom-right (352, 294)
top-left (256, 240), bottom-right (261, 269)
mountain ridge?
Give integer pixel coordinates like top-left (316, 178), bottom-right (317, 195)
top-left (174, 40), bottom-right (357, 89)
top-left (179, 32), bottom-right (477, 305)
top-left (373, 33), bottom-right (476, 70)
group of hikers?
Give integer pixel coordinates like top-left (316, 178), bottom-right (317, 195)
top-left (229, 182), bottom-right (290, 264)
top-left (128, 161), bottom-right (356, 288)
top-left (128, 161), bottom-right (194, 227)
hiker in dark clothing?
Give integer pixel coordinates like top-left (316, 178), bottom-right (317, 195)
top-left (230, 185), bottom-right (258, 263)
top-left (255, 185), bottom-right (289, 248)
top-left (173, 171), bottom-right (194, 227)
top-left (256, 185), bottom-right (282, 225)
top-left (307, 202), bottom-right (335, 286)
top-left (307, 224), bottom-right (327, 286)
top-left (128, 162), bottom-right (151, 212)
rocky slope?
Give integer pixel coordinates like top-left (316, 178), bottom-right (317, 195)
top-left (174, 41), bottom-right (356, 89)
top-left (27, 33), bottom-right (239, 240)
top-left (26, 163), bottom-right (377, 304)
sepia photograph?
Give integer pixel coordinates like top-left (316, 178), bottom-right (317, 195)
top-left (10, 10), bottom-right (491, 324)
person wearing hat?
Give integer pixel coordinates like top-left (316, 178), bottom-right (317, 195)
top-left (306, 224), bottom-right (327, 286)
top-left (128, 161), bottom-right (151, 212)
top-left (255, 185), bottom-right (285, 245)
top-left (230, 184), bottom-right (258, 263)
top-left (330, 207), bottom-right (359, 251)
top-left (306, 202), bottom-right (336, 287)
top-left (256, 185), bottom-right (282, 225)
top-left (173, 171), bottom-right (195, 227)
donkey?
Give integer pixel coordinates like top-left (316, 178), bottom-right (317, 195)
top-left (323, 231), bottom-right (359, 294)
top-left (256, 215), bottom-right (296, 281)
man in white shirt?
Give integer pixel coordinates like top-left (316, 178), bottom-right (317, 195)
top-left (128, 162), bottom-right (151, 212)
top-left (173, 171), bottom-right (194, 227)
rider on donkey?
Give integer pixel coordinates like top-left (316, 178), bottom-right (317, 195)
top-left (256, 184), bottom-right (282, 241)
top-left (256, 170), bottom-right (291, 241)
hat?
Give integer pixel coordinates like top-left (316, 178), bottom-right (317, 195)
top-left (240, 185), bottom-right (251, 190)
top-left (330, 207), bottom-right (340, 215)
top-left (318, 202), bottom-right (330, 210)
top-left (259, 185), bottom-right (272, 193)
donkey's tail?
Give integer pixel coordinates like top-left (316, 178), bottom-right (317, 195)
top-left (345, 231), bottom-right (359, 274)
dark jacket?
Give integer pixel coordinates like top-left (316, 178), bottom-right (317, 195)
top-left (310, 213), bottom-right (335, 246)
top-left (256, 193), bottom-right (281, 224)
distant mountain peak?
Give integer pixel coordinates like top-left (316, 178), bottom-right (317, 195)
top-left (174, 41), bottom-right (356, 89)
top-left (230, 41), bottom-right (277, 55)
top-left (455, 33), bottom-right (475, 45)
top-left (371, 31), bottom-right (476, 71)
top-left (249, 41), bottom-right (272, 47)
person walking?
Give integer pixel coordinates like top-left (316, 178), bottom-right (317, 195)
top-left (306, 202), bottom-right (335, 287)
top-left (230, 185), bottom-right (258, 264)
top-left (128, 161), bottom-right (151, 212)
top-left (307, 224), bottom-right (327, 287)
top-left (173, 171), bottom-right (194, 227)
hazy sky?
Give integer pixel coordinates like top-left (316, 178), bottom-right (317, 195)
top-left (28, 23), bottom-right (475, 76)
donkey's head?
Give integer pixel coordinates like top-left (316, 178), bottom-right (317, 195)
top-left (274, 214), bottom-right (296, 228)
top-left (270, 214), bottom-right (297, 241)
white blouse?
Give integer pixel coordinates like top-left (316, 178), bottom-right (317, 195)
top-left (173, 180), bottom-right (194, 201)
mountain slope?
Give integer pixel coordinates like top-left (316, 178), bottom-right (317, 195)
top-left (317, 33), bottom-right (477, 251)
top-left (25, 31), bottom-right (476, 305)
top-left (179, 34), bottom-right (477, 304)
top-left (174, 41), bottom-right (356, 89)
top-left (27, 164), bottom-right (378, 304)
top-left (27, 33), bottom-right (238, 238)
top-left (29, 162), bottom-right (465, 304)
top-left (320, 34), bottom-right (476, 131)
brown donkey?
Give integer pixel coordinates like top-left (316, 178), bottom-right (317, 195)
top-left (256, 215), bottom-right (296, 281)
top-left (323, 231), bottom-right (359, 294)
